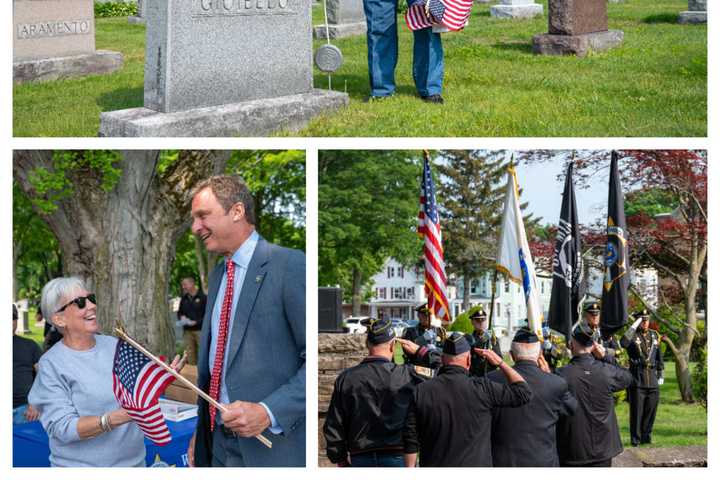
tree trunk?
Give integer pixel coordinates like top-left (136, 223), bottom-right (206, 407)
top-left (14, 150), bottom-right (228, 356)
top-left (352, 267), bottom-right (362, 316)
top-left (194, 235), bottom-right (209, 293)
top-left (462, 272), bottom-right (471, 311)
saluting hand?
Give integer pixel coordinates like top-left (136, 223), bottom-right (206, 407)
top-left (537, 353), bottom-right (551, 373)
top-left (474, 348), bottom-right (503, 367)
top-left (221, 401), bottom-right (271, 437)
top-left (396, 338), bottom-right (419, 355)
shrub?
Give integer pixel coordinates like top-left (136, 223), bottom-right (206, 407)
top-left (692, 345), bottom-right (707, 408)
top-left (95, 1), bottom-right (138, 17)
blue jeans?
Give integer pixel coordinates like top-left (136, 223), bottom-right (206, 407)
top-left (350, 451), bottom-right (404, 467)
top-left (13, 405), bottom-right (29, 424)
top-left (412, 27), bottom-right (444, 97)
top-left (363, 0), bottom-right (399, 97)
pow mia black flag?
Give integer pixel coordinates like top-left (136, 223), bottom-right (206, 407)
top-left (601, 151), bottom-right (630, 335)
top-left (549, 161), bottom-right (585, 339)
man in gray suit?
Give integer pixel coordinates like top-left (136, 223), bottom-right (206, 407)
top-left (186, 175), bottom-right (306, 467)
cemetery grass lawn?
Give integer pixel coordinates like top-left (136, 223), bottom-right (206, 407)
top-left (13, 1), bottom-right (706, 137)
top-left (303, 0), bottom-right (706, 136)
top-left (615, 362), bottom-right (707, 448)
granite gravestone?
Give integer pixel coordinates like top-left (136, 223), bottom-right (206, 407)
top-left (533, 0), bottom-right (623, 57)
top-left (128, 0), bottom-right (147, 25)
top-left (490, 0), bottom-right (543, 19)
top-left (13, 0), bottom-right (123, 83)
top-left (679, 0), bottom-right (706, 24)
top-left (100, 0), bottom-right (347, 137)
top-left (314, 0), bottom-right (366, 39)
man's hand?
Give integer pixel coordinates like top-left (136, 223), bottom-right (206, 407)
top-left (537, 353), bottom-right (551, 373)
top-left (187, 432), bottom-right (196, 467)
top-left (220, 401), bottom-right (271, 437)
top-left (169, 351), bottom-right (188, 373)
top-left (474, 348), bottom-right (503, 367)
top-left (24, 404), bottom-right (40, 422)
top-left (591, 342), bottom-right (606, 360)
top-left (396, 338), bottom-right (419, 355)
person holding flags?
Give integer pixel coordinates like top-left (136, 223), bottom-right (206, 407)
top-left (488, 327), bottom-right (577, 467)
top-left (323, 317), bottom-right (441, 467)
top-left (556, 324), bottom-right (633, 467)
top-left (402, 332), bottom-right (531, 467)
top-left (28, 277), bottom-right (186, 467)
top-left (468, 308), bottom-right (503, 378)
top-left (621, 309), bottom-right (664, 446)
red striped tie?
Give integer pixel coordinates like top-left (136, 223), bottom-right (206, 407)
top-left (209, 258), bottom-right (235, 431)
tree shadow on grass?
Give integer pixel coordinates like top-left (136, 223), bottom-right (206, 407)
top-left (491, 41), bottom-right (534, 55)
top-left (643, 13), bottom-right (680, 24)
top-left (96, 86), bottom-right (143, 112)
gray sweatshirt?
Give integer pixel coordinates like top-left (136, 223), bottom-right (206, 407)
top-left (28, 334), bottom-right (146, 467)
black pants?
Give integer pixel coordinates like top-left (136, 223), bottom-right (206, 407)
top-left (627, 387), bottom-right (659, 445)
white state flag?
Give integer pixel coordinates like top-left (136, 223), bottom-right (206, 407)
top-left (496, 167), bottom-right (545, 340)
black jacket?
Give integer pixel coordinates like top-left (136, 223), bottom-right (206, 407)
top-left (403, 365), bottom-right (532, 467)
top-left (601, 335), bottom-right (621, 365)
top-left (469, 332), bottom-right (502, 378)
top-left (488, 360), bottom-right (577, 467)
top-left (621, 329), bottom-right (664, 388)
top-left (556, 354), bottom-right (633, 465)
top-left (323, 348), bottom-right (441, 464)
top-left (177, 290), bottom-right (207, 331)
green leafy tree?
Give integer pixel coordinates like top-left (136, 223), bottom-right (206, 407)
top-left (13, 150), bottom-right (228, 355)
top-left (319, 151), bottom-right (422, 315)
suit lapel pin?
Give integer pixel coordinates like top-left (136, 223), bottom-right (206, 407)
top-left (256, 275), bottom-right (264, 283)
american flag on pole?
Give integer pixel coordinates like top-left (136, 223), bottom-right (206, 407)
top-left (418, 155), bottom-right (450, 324)
top-left (112, 340), bottom-right (175, 446)
top-left (405, 0), bottom-right (473, 32)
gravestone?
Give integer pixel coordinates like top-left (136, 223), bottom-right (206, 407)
top-left (13, 0), bottom-right (123, 83)
top-left (100, 0), bottom-right (348, 137)
top-left (15, 309), bottom-right (31, 335)
top-left (679, 0), bottom-right (707, 24)
top-left (490, 0), bottom-right (543, 19)
top-left (532, 0), bottom-right (623, 57)
top-left (128, 0), bottom-right (147, 24)
top-left (314, 0), bottom-right (366, 39)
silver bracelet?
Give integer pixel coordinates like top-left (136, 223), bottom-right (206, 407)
top-left (100, 413), bottom-right (111, 433)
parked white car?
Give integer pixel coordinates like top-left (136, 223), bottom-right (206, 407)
top-left (343, 316), bottom-right (369, 334)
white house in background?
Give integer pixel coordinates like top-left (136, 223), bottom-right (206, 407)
top-left (367, 258), bottom-right (457, 322)
top-left (586, 259), bottom-right (659, 308)
top-left (451, 270), bottom-right (553, 344)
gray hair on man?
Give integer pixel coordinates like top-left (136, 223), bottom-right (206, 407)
top-left (510, 341), bottom-right (541, 362)
top-left (41, 277), bottom-right (88, 327)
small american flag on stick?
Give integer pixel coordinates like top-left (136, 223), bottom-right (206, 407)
top-left (112, 338), bottom-right (175, 446)
top-left (405, 0), bottom-right (473, 32)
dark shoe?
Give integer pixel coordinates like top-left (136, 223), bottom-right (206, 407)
top-left (421, 94), bottom-right (444, 104)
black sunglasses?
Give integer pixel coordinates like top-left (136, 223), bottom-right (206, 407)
top-left (56, 294), bottom-right (96, 313)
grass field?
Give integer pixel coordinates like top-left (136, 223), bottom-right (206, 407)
top-left (13, 0), bottom-right (706, 137)
top-left (393, 343), bottom-right (706, 448)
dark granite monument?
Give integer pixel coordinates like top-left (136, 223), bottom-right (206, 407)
top-left (533, 0), bottom-right (624, 57)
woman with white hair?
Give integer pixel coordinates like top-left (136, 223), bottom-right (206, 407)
top-left (28, 277), bottom-right (185, 467)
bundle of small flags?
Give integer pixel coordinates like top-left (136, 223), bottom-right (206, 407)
top-left (112, 340), bottom-right (175, 445)
top-left (405, 0), bottom-right (473, 32)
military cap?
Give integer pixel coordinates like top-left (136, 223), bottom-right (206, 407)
top-left (415, 303), bottom-right (430, 314)
top-left (513, 327), bottom-right (539, 344)
top-left (632, 309), bottom-right (650, 320)
top-left (470, 308), bottom-right (488, 321)
top-left (572, 321), bottom-right (594, 347)
top-left (13, 304), bottom-right (18, 321)
top-left (583, 301), bottom-right (601, 314)
top-left (366, 317), bottom-right (396, 345)
top-left (443, 332), bottom-right (471, 355)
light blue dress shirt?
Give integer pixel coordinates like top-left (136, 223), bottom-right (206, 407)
top-left (208, 231), bottom-right (281, 433)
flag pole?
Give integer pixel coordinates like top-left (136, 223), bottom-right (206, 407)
top-left (114, 328), bottom-right (272, 449)
top-left (488, 270), bottom-right (498, 331)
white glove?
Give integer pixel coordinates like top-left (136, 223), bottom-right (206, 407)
top-left (658, 378), bottom-right (664, 385)
top-left (630, 317), bottom-right (643, 330)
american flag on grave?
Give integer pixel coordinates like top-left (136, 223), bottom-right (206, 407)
top-left (405, 0), bottom-right (473, 32)
top-left (112, 339), bottom-right (175, 445)
top-left (418, 155), bottom-right (451, 324)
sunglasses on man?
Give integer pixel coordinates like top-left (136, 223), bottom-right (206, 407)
top-left (56, 294), bottom-right (97, 313)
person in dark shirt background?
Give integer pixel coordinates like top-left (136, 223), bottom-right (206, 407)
top-left (13, 304), bottom-right (41, 424)
top-left (177, 277), bottom-right (207, 365)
